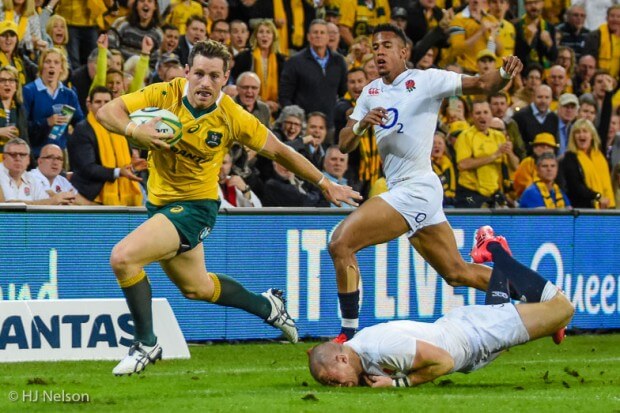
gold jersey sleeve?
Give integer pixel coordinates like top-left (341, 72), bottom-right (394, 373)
top-left (120, 78), bottom-right (269, 206)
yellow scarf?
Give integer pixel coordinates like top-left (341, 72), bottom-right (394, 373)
top-left (432, 155), bottom-right (456, 198)
top-left (273, 0), bottom-right (288, 55)
top-left (598, 23), bottom-right (612, 72)
top-left (576, 149), bottom-right (616, 209)
top-left (534, 180), bottom-right (566, 208)
top-left (252, 47), bottom-right (279, 103)
top-left (290, 0), bottom-right (305, 49)
top-left (4, 11), bottom-right (28, 40)
top-left (88, 112), bottom-right (143, 206)
top-left (0, 52), bottom-right (25, 87)
top-left (358, 129), bottom-right (381, 185)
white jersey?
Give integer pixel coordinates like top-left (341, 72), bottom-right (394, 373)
top-left (350, 69), bottom-right (462, 187)
top-left (28, 168), bottom-right (76, 195)
top-left (345, 304), bottom-right (529, 378)
top-left (0, 168), bottom-right (48, 201)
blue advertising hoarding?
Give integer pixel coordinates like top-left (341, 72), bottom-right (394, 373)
top-left (0, 208), bottom-right (618, 341)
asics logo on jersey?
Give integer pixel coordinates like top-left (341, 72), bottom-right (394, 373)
top-left (368, 88), bottom-right (380, 96)
top-left (170, 206), bottom-right (184, 213)
top-left (187, 125), bottom-right (200, 134)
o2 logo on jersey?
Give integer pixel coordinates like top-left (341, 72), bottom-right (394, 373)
top-left (378, 108), bottom-right (404, 134)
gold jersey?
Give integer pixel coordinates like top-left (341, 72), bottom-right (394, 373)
top-left (121, 78), bottom-right (268, 206)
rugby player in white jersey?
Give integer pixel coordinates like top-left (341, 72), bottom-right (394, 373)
top-left (330, 23), bottom-right (523, 343)
top-left (309, 230), bottom-right (574, 387)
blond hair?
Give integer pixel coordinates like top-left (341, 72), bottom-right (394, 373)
top-left (567, 118), bottom-right (602, 153)
top-left (249, 19), bottom-right (280, 55)
top-left (38, 48), bottom-right (69, 82)
top-left (45, 15), bottom-right (69, 46)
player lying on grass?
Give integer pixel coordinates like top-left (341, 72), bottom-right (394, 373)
top-left (308, 226), bottom-right (575, 387)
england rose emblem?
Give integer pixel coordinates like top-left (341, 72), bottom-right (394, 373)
top-left (405, 79), bottom-right (415, 92)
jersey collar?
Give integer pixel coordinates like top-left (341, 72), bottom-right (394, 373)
top-left (182, 81), bottom-right (220, 118)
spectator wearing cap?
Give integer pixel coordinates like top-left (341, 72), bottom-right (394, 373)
top-left (151, 52), bottom-right (181, 83)
top-left (174, 15), bottom-right (207, 66)
top-left (476, 49), bottom-right (498, 76)
top-left (390, 7), bottom-right (408, 31)
top-left (0, 20), bottom-right (36, 88)
top-left (519, 152), bottom-right (570, 208)
top-left (512, 84), bottom-right (559, 153)
top-left (513, 132), bottom-right (559, 197)
top-left (235, 71), bottom-right (270, 128)
top-left (324, 7), bottom-right (341, 24)
top-left (556, 92), bottom-right (579, 155)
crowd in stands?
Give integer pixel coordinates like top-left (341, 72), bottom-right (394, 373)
top-left (0, 0), bottom-right (619, 210)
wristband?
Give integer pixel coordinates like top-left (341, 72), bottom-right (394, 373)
top-left (352, 121), bottom-right (368, 136)
top-left (499, 67), bottom-right (512, 80)
top-left (241, 186), bottom-right (251, 194)
top-left (317, 176), bottom-right (328, 191)
top-left (125, 121), bottom-right (137, 137)
top-left (392, 377), bottom-right (411, 387)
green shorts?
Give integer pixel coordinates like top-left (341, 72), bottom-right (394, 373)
top-left (146, 199), bottom-right (220, 251)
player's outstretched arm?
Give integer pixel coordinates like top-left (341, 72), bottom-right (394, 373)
top-left (259, 131), bottom-right (363, 207)
top-left (97, 98), bottom-right (173, 150)
top-left (461, 56), bottom-right (523, 96)
top-left (364, 340), bottom-right (455, 388)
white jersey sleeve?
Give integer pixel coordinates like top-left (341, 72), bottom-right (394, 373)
top-left (422, 69), bottom-right (463, 99)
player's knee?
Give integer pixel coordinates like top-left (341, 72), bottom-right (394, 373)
top-left (109, 244), bottom-right (133, 274)
top-left (328, 232), bottom-right (351, 260)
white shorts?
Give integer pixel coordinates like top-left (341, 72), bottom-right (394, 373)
top-left (441, 304), bottom-right (530, 372)
top-left (379, 173), bottom-right (446, 237)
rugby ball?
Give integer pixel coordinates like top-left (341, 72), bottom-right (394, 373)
top-left (128, 107), bottom-right (183, 149)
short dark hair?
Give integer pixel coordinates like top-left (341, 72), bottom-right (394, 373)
top-left (161, 24), bottom-right (179, 33)
top-left (188, 40), bottom-right (232, 71)
top-left (347, 67), bottom-right (367, 78)
top-left (372, 23), bottom-right (407, 46)
top-left (523, 63), bottom-right (544, 78)
top-left (89, 86), bottom-right (112, 101)
top-left (186, 15), bottom-right (207, 29)
top-left (535, 152), bottom-right (557, 166)
top-left (488, 91), bottom-right (509, 103)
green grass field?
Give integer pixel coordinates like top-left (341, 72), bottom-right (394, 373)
top-left (0, 334), bottom-right (618, 413)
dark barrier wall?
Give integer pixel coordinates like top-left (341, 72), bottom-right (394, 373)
top-left (1, 207), bottom-right (619, 341)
